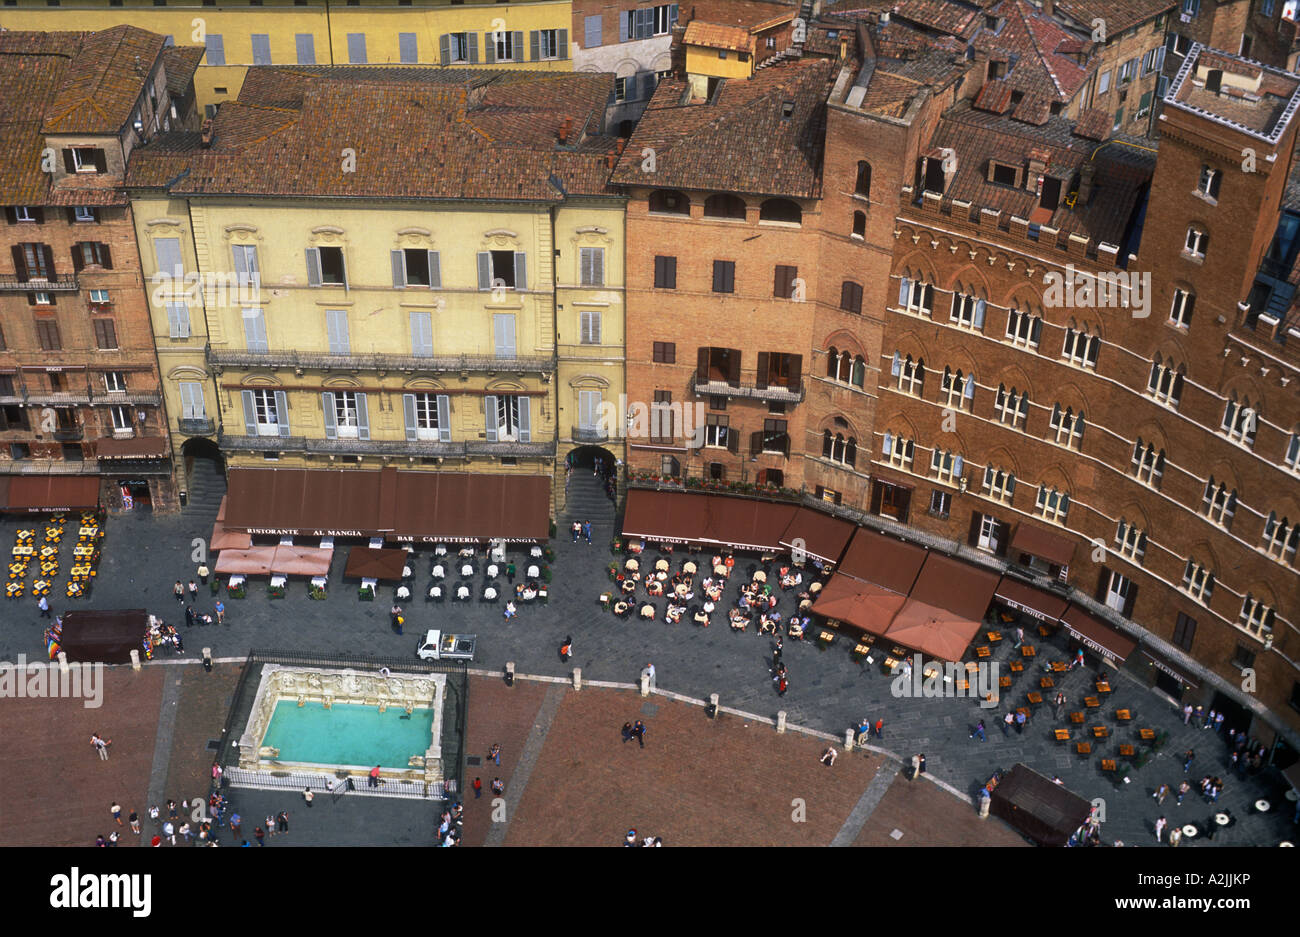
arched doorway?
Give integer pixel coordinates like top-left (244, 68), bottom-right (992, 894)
top-left (566, 444), bottom-right (616, 472)
top-left (180, 436), bottom-right (226, 515)
top-left (563, 444), bottom-right (619, 519)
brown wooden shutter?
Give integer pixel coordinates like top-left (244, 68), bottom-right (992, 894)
top-left (696, 347), bottom-right (709, 383)
top-left (755, 352), bottom-right (769, 389)
top-left (968, 511), bottom-right (982, 547)
top-left (93, 149), bottom-right (107, 173)
top-left (11, 245), bottom-right (27, 281)
top-left (727, 349), bottom-right (741, 386)
top-left (62, 149), bottom-right (76, 173)
top-left (787, 354), bottom-right (802, 387)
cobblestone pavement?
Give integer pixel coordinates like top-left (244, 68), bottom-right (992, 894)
top-left (1, 504), bottom-right (1296, 846)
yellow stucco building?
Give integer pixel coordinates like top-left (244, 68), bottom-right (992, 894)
top-left (126, 65), bottom-right (623, 533)
top-left (0, 0), bottom-right (575, 110)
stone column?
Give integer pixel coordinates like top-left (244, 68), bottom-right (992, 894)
top-left (130, 649), bottom-right (140, 671)
top-left (57, 651), bottom-right (68, 675)
top-left (776, 710), bottom-right (787, 733)
top-left (572, 667), bottom-right (582, 691)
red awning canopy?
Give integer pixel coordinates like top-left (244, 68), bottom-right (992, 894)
top-left (388, 473), bottom-right (550, 542)
top-left (214, 546), bottom-right (277, 576)
top-left (811, 572), bottom-right (908, 638)
top-left (994, 577), bottom-right (1069, 623)
top-left (0, 475), bottom-right (100, 513)
top-left (621, 490), bottom-right (797, 553)
top-left (270, 545), bottom-right (334, 576)
top-left (779, 507), bottom-right (855, 565)
top-left (1010, 523), bottom-right (1076, 567)
top-left (343, 546), bottom-right (408, 581)
top-left (836, 527), bottom-right (928, 593)
top-left (907, 553), bottom-right (1000, 623)
top-left (883, 601), bottom-right (984, 663)
top-left (1060, 604), bottom-right (1136, 663)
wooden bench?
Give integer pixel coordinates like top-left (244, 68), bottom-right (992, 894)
top-left (986, 631), bottom-right (1002, 643)
top-left (1118, 744), bottom-right (1135, 757)
top-left (1076, 742), bottom-right (1091, 756)
top-left (1116, 709), bottom-right (1132, 722)
top-left (1100, 759), bottom-right (1117, 772)
top-left (1026, 691), bottom-right (1043, 705)
top-left (1070, 711), bottom-right (1085, 724)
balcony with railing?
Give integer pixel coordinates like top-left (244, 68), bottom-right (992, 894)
top-left (691, 375), bottom-right (806, 404)
top-left (206, 345), bottom-right (555, 376)
top-left (179, 417), bottom-right (216, 436)
top-left (218, 432), bottom-right (556, 460)
top-left (52, 427), bottom-right (84, 442)
top-left (0, 273), bottom-right (79, 292)
top-left (26, 392), bottom-right (92, 406)
top-left (571, 424), bottom-right (610, 443)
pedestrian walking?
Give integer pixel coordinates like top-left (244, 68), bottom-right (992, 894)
top-left (1203, 708), bottom-right (1216, 730)
top-left (1176, 780), bottom-right (1190, 805)
top-left (1013, 627), bottom-right (1024, 649)
top-left (303, 788), bottom-right (314, 808)
top-left (1213, 712), bottom-right (1224, 733)
top-left (777, 673), bottom-right (789, 696)
top-left (1154, 783), bottom-right (1169, 805)
top-left (1168, 827), bottom-right (1182, 848)
top-left (874, 719), bottom-right (884, 739)
top-left (111, 803), bottom-right (122, 825)
top-left (129, 810), bottom-right (140, 834)
top-left (473, 777), bottom-right (482, 799)
top-left (1183, 749), bottom-right (1195, 773)
top-left (164, 821), bottom-right (175, 845)
top-left (506, 562), bottom-right (516, 583)
top-left (571, 521), bottom-right (581, 543)
top-left (633, 720), bottom-right (647, 748)
top-left (229, 812), bottom-right (241, 838)
top-left (184, 605), bottom-right (195, 628)
top-left (254, 827), bottom-right (265, 846)
top-left (909, 753), bottom-right (921, 779)
top-left (173, 581), bottom-right (184, 603)
top-left (490, 778), bottom-right (505, 796)
top-left (91, 733), bottom-right (110, 760)
top-left (642, 662), bottom-right (656, 690)
top-left (38, 595), bottom-right (51, 618)
top-left (918, 754), bottom-right (927, 776)
top-left (559, 635), bottom-right (573, 663)
top-left (971, 720), bottom-right (986, 741)
top-left (215, 600), bottom-right (225, 624)
top-left (95, 836), bottom-right (106, 848)
top-left (488, 743), bottom-right (501, 765)
top-left (108, 831), bottom-right (119, 846)
top-left (1154, 816), bottom-right (1167, 843)
top-left (1193, 705), bottom-right (1204, 726)
top-left (583, 521), bottom-right (592, 544)
top-left (369, 765), bottom-right (381, 788)
top-left (1054, 692), bottom-right (1066, 719)
top-left (1182, 703), bottom-right (1193, 725)
top-left (1001, 712), bottom-right (1013, 736)
top-left (277, 811), bottom-right (288, 833)
top-left (167, 799), bottom-right (178, 820)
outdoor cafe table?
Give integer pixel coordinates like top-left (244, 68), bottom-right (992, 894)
top-left (1183, 825), bottom-right (1198, 838)
top-left (1139, 728), bottom-right (1156, 741)
top-left (11, 546), bottom-right (34, 557)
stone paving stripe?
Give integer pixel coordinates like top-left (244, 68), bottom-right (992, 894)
top-left (146, 672), bottom-right (185, 813)
top-left (483, 683), bottom-right (566, 847)
top-left (831, 759), bottom-right (900, 847)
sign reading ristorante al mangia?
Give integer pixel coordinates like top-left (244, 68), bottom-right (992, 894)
top-left (244, 528), bottom-right (370, 537)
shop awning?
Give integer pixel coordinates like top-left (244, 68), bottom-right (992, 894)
top-left (621, 489), bottom-right (797, 553)
top-left (836, 527), bottom-right (928, 594)
top-left (1141, 649), bottom-right (1200, 689)
top-left (94, 435), bottom-right (169, 460)
top-left (388, 473), bottom-right (550, 543)
top-left (1010, 523), bottom-right (1076, 567)
top-left (270, 545), bottom-right (334, 577)
top-left (908, 553), bottom-right (1000, 623)
top-left (59, 609), bottom-right (149, 664)
top-left (224, 468), bottom-right (390, 537)
top-left (1060, 604), bottom-right (1136, 664)
top-left (343, 546), bottom-right (408, 581)
top-left (994, 577), bottom-right (1069, 623)
top-left (210, 517), bottom-right (252, 552)
top-left (883, 602), bottom-right (983, 662)
top-left (0, 475), bottom-right (100, 513)
top-left (811, 573), bottom-right (908, 638)
top-left (779, 507), bottom-right (855, 565)
top-left (214, 546), bottom-right (277, 576)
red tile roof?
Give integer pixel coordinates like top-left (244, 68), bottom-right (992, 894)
top-left (609, 58), bottom-right (834, 198)
top-left (1052, 0), bottom-right (1176, 36)
top-left (1071, 106), bottom-right (1111, 140)
top-left (974, 79), bottom-right (1015, 113)
top-left (980, 0), bottom-right (1090, 103)
top-left (125, 67), bottom-right (620, 200)
top-left (892, 0), bottom-right (984, 40)
top-left (683, 22), bottom-right (756, 52)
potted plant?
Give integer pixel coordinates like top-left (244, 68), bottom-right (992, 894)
top-left (816, 631), bottom-right (833, 651)
top-left (607, 563), bottom-right (618, 580)
top-left (610, 537), bottom-right (623, 554)
top-left (541, 565), bottom-right (553, 583)
top-left (210, 578), bottom-right (220, 595)
top-left (228, 581), bottom-right (246, 599)
top-left (543, 545), bottom-right (556, 563)
top-left (358, 584), bottom-right (375, 601)
top-left (308, 584), bottom-right (327, 600)
top-left (268, 582), bottom-right (285, 599)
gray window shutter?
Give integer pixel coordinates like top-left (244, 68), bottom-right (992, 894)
top-left (484, 395), bottom-right (498, 442)
top-left (898, 278), bottom-right (909, 306)
top-left (154, 237), bottom-right (182, 279)
top-left (468, 33), bottom-right (479, 63)
top-left (514, 251), bottom-right (527, 290)
top-left (399, 33), bottom-right (417, 64)
top-left (485, 33), bottom-right (496, 64)
top-left (585, 15), bottom-right (601, 49)
top-left (439, 33), bottom-right (450, 65)
top-left (592, 248), bottom-right (603, 285)
top-left (251, 34), bottom-right (271, 66)
top-left (512, 31), bottom-right (523, 60)
top-left (410, 311), bottom-right (433, 357)
top-left (436, 395), bottom-right (451, 442)
top-left (428, 251), bottom-right (441, 289)
top-left (530, 30), bottom-right (540, 61)
top-left (356, 393), bottom-right (369, 440)
top-left (518, 397), bottom-right (531, 442)
top-left (477, 252), bottom-right (491, 290)
top-left (326, 309), bottom-right (349, 355)
top-left (403, 394), bottom-right (417, 442)
top-left (670, 3), bottom-right (678, 26)
top-left (493, 314), bottom-right (516, 357)
top-left (322, 392), bottom-right (337, 439)
top-left (241, 390), bottom-right (256, 435)
top-left (620, 11), bottom-right (630, 42)
top-left (347, 33), bottom-right (366, 64)
top-left (274, 390), bottom-right (289, 436)
top-left (243, 309), bottom-right (267, 352)
top-left (557, 29), bottom-right (568, 60)
top-left (391, 250), bottom-right (405, 288)
top-left (295, 33), bottom-right (315, 65)
top-left (305, 248), bottom-right (321, 286)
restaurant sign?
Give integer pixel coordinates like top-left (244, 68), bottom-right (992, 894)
top-left (245, 528), bottom-right (369, 537)
top-left (1064, 627), bottom-right (1119, 663)
top-left (996, 594), bottom-right (1053, 623)
top-left (1143, 651), bottom-right (1198, 687)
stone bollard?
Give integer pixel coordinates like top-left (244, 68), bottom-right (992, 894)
top-left (706, 693), bottom-right (719, 718)
top-left (640, 673), bottom-right (650, 697)
top-left (844, 728), bottom-right (855, 751)
top-left (505, 661), bottom-right (515, 687)
top-left (57, 651), bottom-right (68, 675)
top-left (572, 667), bottom-right (581, 691)
top-left (202, 647), bottom-right (212, 673)
top-left (978, 794), bottom-right (991, 819)
top-left (130, 649), bottom-right (141, 671)
top-left (776, 710), bottom-right (787, 734)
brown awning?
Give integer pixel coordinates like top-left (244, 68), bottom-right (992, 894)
top-left (1010, 522), bottom-right (1076, 567)
top-left (210, 517), bottom-right (252, 552)
top-left (270, 545), bottom-right (334, 577)
top-left (214, 546), bottom-right (277, 576)
top-left (1141, 649), bottom-right (1200, 688)
top-left (883, 600), bottom-right (983, 662)
top-left (812, 573), bottom-right (908, 639)
top-left (59, 609), bottom-right (149, 664)
top-left (224, 467), bottom-right (391, 537)
top-left (344, 546), bottom-right (408, 581)
top-left (388, 473), bottom-right (550, 542)
top-left (621, 490), bottom-right (797, 553)
top-left (994, 577), bottom-right (1068, 623)
top-left (1, 475), bottom-right (100, 513)
top-left (95, 435), bottom-right (169, 460)
top-left (779, 507), bottom-right (855, 565)
top-left (1060, 604), bottom-right (1136, 664)
top-left (837, 527), bottom-right (928, 594)
top-left (908, 553), bottom-right (1000, 622)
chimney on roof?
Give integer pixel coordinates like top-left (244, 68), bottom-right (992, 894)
top-left (1077, 161), bottom-right (1095, 206)
top-left (1042, 0), bottom-right (1054, 17)
top-left (559, 116), bottom-right (573, 144)
top-left (615, 138), bottom-right (626, 154)
top-left (606, 150), bottom-right (616, 169)
top-left (201, 118), bottom-right (214, 148)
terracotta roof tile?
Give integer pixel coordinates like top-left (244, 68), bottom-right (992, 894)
top-left (974, 79), bottom-right (1015, 113)
top-left (1052, 0), bottom-right (1175, 36)
top-left (980, 0), bottom-right (1090, 103)
top-left (609, 58), bottom-right (833, 198)
top-left (1071, 106), bottom-right (1111, 140)
top-left (892, 0), bottom-right (984, 39)
top-left (125, 67), bottom-right (619, 200)
top-left (162, 46), bottom-right (204, 98)
top-left (1011, 92), bottom-right (1053, 124)
top-left (683, 22), bottom-right (757, 52)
